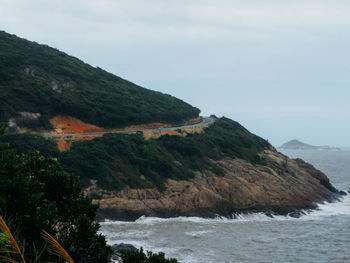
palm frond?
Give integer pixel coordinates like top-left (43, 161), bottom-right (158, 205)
top-left (0, 255), bottom-right (19, 263)
top-left (0, 249), bottom-right (18, 254)
top-left (41, 230), bottom-right (74, 263)
top-left (0, 216), bottom-right (26, 263)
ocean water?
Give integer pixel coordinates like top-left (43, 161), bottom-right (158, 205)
top-left (100, 150), bottom-right (350, 263)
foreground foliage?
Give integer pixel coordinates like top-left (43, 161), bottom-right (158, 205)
top-left (0, 216), bottom-right (26, 263)
top-left (0, 216), bottom-right (76, 263)
top-left (122, 248), bottom-right (178, 263)
top-left (0, 30), bottom-right (199, 129)
top-left (0, 125), bottom-right (112, 262)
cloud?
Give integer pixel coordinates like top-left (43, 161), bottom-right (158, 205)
top-left (0, 0), bottom-right (349, 116)
top-left (2, 0), bottom-right (350, 48)
top-left (189, 1), bottom-right (350, 27)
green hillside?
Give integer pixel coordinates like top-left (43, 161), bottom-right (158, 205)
top-left (0, 31), bottom-right (270, 193)
top-left (1, 118), bottom-right (269, 191)
top-left (0, 31), bottom-right (199, 129)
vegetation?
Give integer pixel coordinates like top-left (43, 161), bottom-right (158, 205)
top-left (1, 133), bottom-right (60, 157)
top-left (0, 215), bottom-right (26, 263)
top-left (1, 118), bottom-right (269, 191)
top-left (41, 230), bottom-right (75, 263)
top-left (0, 30), bottom-right (200, 129)
top-left (121, 247), bottom-right (178, 263)
top-left (0, 125), bottom-right (112, 263)
top-left (0, 216), bottom-right (75, 263)
top-left (0, 218), bottom-right (179, 263)
top-left (0, 125), bottom-right (180, 263)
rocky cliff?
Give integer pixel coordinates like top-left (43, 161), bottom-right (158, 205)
top-left (86, 149), bottom-right (344, 221)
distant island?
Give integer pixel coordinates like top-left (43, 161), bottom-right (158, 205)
top-left (280, 139), bottom-right (341, 151)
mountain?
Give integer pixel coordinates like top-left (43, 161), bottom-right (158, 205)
top-left (280, 139), bottom-right (341, 150)
top-left (0, 31), bottom-right (346, 221)
top-left (0, 31), bottom-right (199, 130)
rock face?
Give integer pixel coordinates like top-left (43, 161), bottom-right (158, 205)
top-left (111, 243), bottom-right (137, 262)
top-left (88, 150), bottom-right (343, 221)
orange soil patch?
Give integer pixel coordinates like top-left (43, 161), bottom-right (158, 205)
top-left (184, 117), bottom-right (202, 125)
top-left (143, 126), bottom-right (206, 140)
top-left (50, 115), bottom-right (175, 134)
top-left (122, 117), bottom-right (201, 130)
top-left (50, 115), bottom-right (106, 134)
top-left (57, 141), bottom-right (73, 152)
top-left (49, 115), bottom-right (205, 151)
top-left (56, 134), bottom-right (104, 151)
top-left (143, 129), bottom-right (185, 140)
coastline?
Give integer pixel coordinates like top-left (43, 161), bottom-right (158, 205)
top-left (100, 194), bottom-right (350, 262)
top-left (93, 150), bottom-right (346, 222)
top-left (96, 196), bottom-right (344, 222)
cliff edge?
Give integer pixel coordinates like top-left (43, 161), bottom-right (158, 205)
top-left (89, 149), bottom-right (344, 221)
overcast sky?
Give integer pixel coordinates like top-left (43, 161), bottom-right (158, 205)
top-left (1, 0), bottom-right (349, 147)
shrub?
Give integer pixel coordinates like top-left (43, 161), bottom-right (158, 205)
top-left (122, 247), bottom-right (178, 263)
top-left (0, 124), bottom-right (112, 263)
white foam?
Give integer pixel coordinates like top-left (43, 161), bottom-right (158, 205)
top-left (99, 229), bottom-right (152, 240)
top-left (185, 230), bottom-right (214, 237)
top-left (100, 195), bottom-right (350, 263)
top-left (100, 194), bottom-right (350, 227)
top-left (301, 194), bottom-right (350, 219)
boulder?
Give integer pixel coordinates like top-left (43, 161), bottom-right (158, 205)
top-left (111, 243), bottom-right (137, 262)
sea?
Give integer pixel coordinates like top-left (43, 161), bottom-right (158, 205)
top-left (100, 150), bottom-right (350, 263)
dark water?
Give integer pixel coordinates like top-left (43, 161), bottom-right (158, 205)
top-left (100, 150), bottom-right (350, 263)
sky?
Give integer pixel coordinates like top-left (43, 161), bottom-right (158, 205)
top-left (1, 0), bottom-right (349, 147)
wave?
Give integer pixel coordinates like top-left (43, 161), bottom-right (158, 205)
top-left (303, 193), bottom-right (350, 218)
top-left (101, 194), bottom-right (350, 226)
top-left (100, 195), bottom-right (350, 263)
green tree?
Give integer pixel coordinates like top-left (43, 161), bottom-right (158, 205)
top-left (0, 124), bottom-right (112, 262)
top-left (122, 247), bottom-right (178, 263)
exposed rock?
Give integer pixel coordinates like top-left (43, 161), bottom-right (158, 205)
top-left (91, 150), bottom-right (343, 221)
top-left (50, 80), bottom-right (74, 93)
top-left (140, 175), bottom-right (146, 180)
top-left (173, 160), bottom-right (183, 167)
top-left (7, 119), bottom-right (20, 133)
top-left (51, 81), bottom-right (61, 93)
top-left (24, 67), bottom-right (35, 77)
top-left (19, 112), bottom-right (41, 119)
top-left (6, 112), bottom-right (41, 133)
top-left (111, 243), bottom-right (137, 262)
